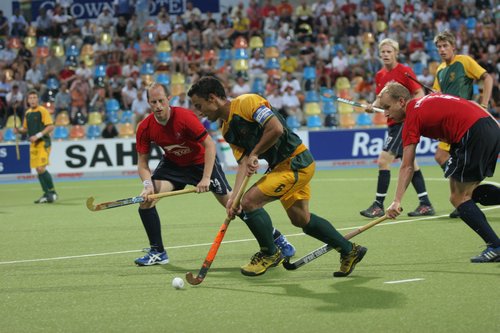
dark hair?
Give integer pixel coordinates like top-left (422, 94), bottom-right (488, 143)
top-left (146, 83), bottom-right (169, 101)
top-left (187, 76), bottom-right (226, 100)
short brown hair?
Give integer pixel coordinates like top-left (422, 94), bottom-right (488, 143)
top-left (434, 31), bottom-right (456, 47)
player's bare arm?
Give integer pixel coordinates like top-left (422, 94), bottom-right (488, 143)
top-left (137, 152), bottom-right (155, 201)
top-left (198, 134), bottom-right (216, 193)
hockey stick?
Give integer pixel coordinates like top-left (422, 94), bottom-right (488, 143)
top-left (404, 72), bottom-right (436, 93)
top-left (186, 175), bottom-right (251, 285)
top-left (86, 188), bottom-right (196, 212)
top-left (282, 214), bottom-right (390, 270)
top-left (322, 93), bottom-right (385, 113)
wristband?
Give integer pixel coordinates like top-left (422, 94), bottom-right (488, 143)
top-left (35, 132), bottom-right (43, 139)
top-left (143, 180), bottom-right (153, 188)
top-left (480, 103), bottom-right (488, 109)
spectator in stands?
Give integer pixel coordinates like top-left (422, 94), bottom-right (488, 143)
top-left (266, 84), bottom-right (284, 117)
top-left (6, 84), bottom-right (24, 122)
top-left (416, 67), bottom-right (434, 89)
top-left (115, 15), bottom-right (128, 39)
top-left (126, 13), bottom-right (141, 42)
top-left (298, 38), bottom-right (316, 68)
top-left (315, 60), bottom-right (332, 89)
top-left (131, 88), bottom-right (149, 126)
top-left (249, 50), bottom-right (266, 81)
top-left (295, 1), bottom-right (314, 33)
top-left (280, 71), bottom-right (301, 95)
top-left (69, 73), bottom-right (91, 124)
top-left (81, 20), bottom-right (97, 45)
top-left (54, 81), bottom-right (71, 116)
top-left (187, 25), bottom-right (202, 50)
top-left (263, 10), bottom-right (280, 40)
top-left (96, 7), bottom-right (115, 33)
top-left (102, 122), bottom-right (119, 139)
top-left (0, 72), bottom-right (12, 105)
top-left (408, 36), bottom-right (429, 66)
top-left (182, 1), bottom-right (202, 23)
top-left (156, 13), bottom-right (173, 41)
top-left (314, 34), bottom-right (331, 63)
top-left (202, 19), bottom-right (222, 49)
top-left (230, 75), bottom-right (251, 98)
top-left (0, 10), bottom-right (9, 36)
top-left (35, 8), bottom-right (53, 37)
top-left (230, 9), bottom-right (250, 43)
top-left (121, 78), bottom-right (137, 110)
top-left (45, 49), bottom-right (64, 78)
top-left (282, 84), bottom-right (303, 124)
top-left (11, 71), bottom-right (28, 97)
top-left (59, 60), bottom-right (76, 86)
top-left (122, 57), bottom-right (139, 79)
top-left (113, 0), bottom-right (133, 20)
top-left (261, 0), bottom-right (278, 17)
top-left (276, 28), bottom-right (291, 53)
top-left (171, 46), bottom-right (188, 74)
top-left (171, 92), bottom-right (190, 109)
top-left (51, 4), bottom-right (73, 38)
top-left (10, 8), bottom-right (28, 37)
top-left (171, 24), bottom-right (188, 51)
top-left (341, 0), bottom-right (357, 16)
top-left (25, 62), bottom-right (44, 91)
top-left (331, 50), bottom-right (349, 82)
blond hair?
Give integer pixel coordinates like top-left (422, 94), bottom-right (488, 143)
top-left (379, 82), bottom-right (411, 101)
top-left (378, 38), bottom-right (399, 53)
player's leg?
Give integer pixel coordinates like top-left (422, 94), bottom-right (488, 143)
top-left (283, 162), bottom-right (366, 278)
top-left (32, 143), bottom-right (57, 203)
top-left (436, 142), bottom-right (459, 218)
top-left (408, 159), bottom-right (435, 216)
top-left (361, 124), bottom-right (404, 218)
top-left (360, 150), bottom-right (394, 218)
top-left (450, 179), bottom-right (500, 262)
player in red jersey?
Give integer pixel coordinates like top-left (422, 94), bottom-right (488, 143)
top-left (383, 82), bottom-right (500, 263)
top-left (133, 83), bottom-right (295, 266)
top-left (360, 38), bottom-right (435, 218)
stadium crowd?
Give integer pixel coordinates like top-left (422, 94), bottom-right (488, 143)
top-left (0, 0), bottom-right (498, 141)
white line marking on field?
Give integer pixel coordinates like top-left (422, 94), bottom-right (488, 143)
top-left (384, 278), bottom-right (425, 284)
top-left (1, 207), bottom-right (499, 265)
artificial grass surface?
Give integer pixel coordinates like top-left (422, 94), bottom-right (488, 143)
top-left (1, 166), bottom-right (499, 332)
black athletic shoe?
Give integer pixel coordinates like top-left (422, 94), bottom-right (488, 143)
top-left (360, 202), bottom-right (384, 218)
top-left (449, 209), bottom-right (460, 218)
top-left (407, 204), bottom-right (435, 217)
top-left (470, 246), bottom-right (500, 263)
top-left (47, 192), bottom-right (58, 203)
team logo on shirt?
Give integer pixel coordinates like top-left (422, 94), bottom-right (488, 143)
top-left (449, 72), bottom-right (455, 82)
top-left (164, 143), bottom-right (192, 156)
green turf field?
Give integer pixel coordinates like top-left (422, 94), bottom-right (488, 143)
top-left (1, 166), bottom-right (499, 333)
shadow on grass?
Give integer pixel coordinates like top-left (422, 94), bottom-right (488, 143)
top-left (203, 276), bottom-right (406, 313)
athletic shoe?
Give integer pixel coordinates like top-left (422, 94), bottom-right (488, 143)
top-left (360, 202), bottom-right (384, 218)
top-left (47, 192), bottom-right (58, 203)
top-left (34, 195), bottom-right (49, 204)
top-left (274, 234), bottom-right (296, 258)
top-left (449, 209), bottom-right (460, 218)
top-left (134, 250), bottom-right (169, 266)
top-left (470, 246), bottom-right (500, 263)
top-left (407, 204), bottom-right (435, 217)
top-left (333, 243), bottom-right (367, 277)
top-left (240, 249), bottom-right (284, 276)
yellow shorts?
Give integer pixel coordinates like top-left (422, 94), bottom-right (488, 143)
top-left (256, 150), bottom-right (315, 210)
top-left (438, 141), bottom-right (450, 152)
top-left (30, 141), bottom-right (51, 169)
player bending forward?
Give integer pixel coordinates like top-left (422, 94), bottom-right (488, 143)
top-left (383, 82), bottom-right (500, 262)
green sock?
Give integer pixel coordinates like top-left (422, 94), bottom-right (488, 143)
top-left (41, 171), bottom-right (56, 193)
top-left (242, 208), bottom-right (277, 255)
top-left (38, 173), bottom-right (48, 194)
top-left (303, 214), bottom-right (353, 255)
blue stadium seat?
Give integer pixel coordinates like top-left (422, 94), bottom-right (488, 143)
top-left (157, 52), bottom-right (171, 63)
top-left (94, 65), bottom-right (106, 78)
top-left (156, 73), bottom-right (170, 86)
top-left (3, 128), bottom-right (16, 141)
top-left (286, 115), bottom-right (301, 129)
top-left (466, 17), bottom-right (477, 31)
top-left (303, 66), bottom-right (316, 80)
top-left (251, 78), bottom-right (265, 95)
top-left (106, 111), bottom-right (119, 124)
top-left (233, 48), bottom-right (249, 60)
top-left (140, 62), bottom-right (155, 75)
top-left (322, 101), bottom-right (337, 115)
top-left (121, 110), bottom-right (134, 123)
top-left (66, 44), bottom-right (80, 57)
top-left (53, 126), bottom-right (69, 140)
top-left (264, 36), bottom-right (276, 48)
top-left (36, 36), bottom-right (50, 47)
top-left (46, 77), bottom-right (60, 90)
top-left (86, 125), bottom-right (101, 139)
top-left (218, 49), bottom-right (232, 61)
top-left (105, 99), bottom-right (120, 113)
top-left (304, 91), bottom-right (319, 103)
top-left (356, 113), bottom-right (373, 127)
top-left (412, 62), bottom-right (424, 76)
top-left (265, 58), bottom-right (280, 70)
top-left (306, 115), bottom-right (322, 129)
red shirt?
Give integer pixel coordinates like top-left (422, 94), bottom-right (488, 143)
top-left (403, 94), bottom-right (492, 146)
top-left (375, 63), bottom-right (421, 126)
top-left (136, 106), bottom-right (208, 166)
